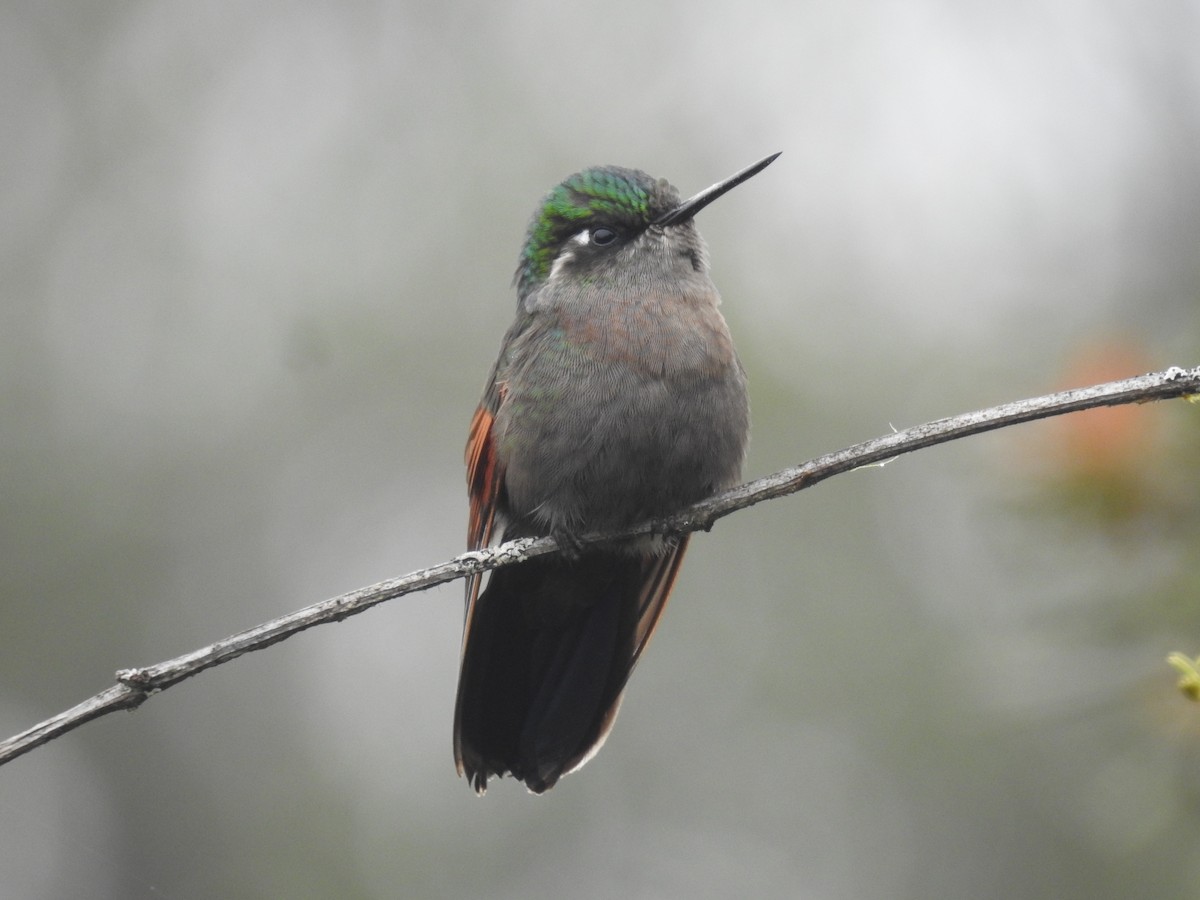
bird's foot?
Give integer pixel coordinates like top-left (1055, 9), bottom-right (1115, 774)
top-left (550, 525), bottom-right (586, 561)
top-left (650, 517), bottom-right (687, 548)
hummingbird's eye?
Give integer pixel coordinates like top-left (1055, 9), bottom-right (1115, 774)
top-left (590, 227), bottom-right (618, 247)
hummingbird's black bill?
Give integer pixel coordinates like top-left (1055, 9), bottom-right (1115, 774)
top-left (653, 151), bottom-right (782, 227)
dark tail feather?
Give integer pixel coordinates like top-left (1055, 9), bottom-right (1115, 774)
top-left (453, 542), bottom-right (687, 794)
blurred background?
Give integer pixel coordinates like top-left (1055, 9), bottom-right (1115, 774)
top-left (2, 2), bottom-right (1199, 897)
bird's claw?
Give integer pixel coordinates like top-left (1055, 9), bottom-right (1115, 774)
top-left (551, 526), bottom-right (586, 561)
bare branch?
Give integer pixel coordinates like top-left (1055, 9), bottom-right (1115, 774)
top-left (2, 365), bottom-right (1196, 767)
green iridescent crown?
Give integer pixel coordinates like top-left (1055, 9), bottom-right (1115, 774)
top-left (516, 166), bottom-right (678, 296)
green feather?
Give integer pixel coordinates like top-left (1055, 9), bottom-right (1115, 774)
top-left (517, 166), bottom-right (669, 294)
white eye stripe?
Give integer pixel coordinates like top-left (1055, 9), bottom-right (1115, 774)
top-left (548, 246), bottom-right (575, 282)
top-left (547, 227), bottom-right (613, 286)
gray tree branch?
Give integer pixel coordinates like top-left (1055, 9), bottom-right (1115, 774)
top-left (2, 365), bottom-right (1197, 767)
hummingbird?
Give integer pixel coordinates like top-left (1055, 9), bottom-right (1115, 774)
top-left (454, 152), bottom-right (780, 794)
